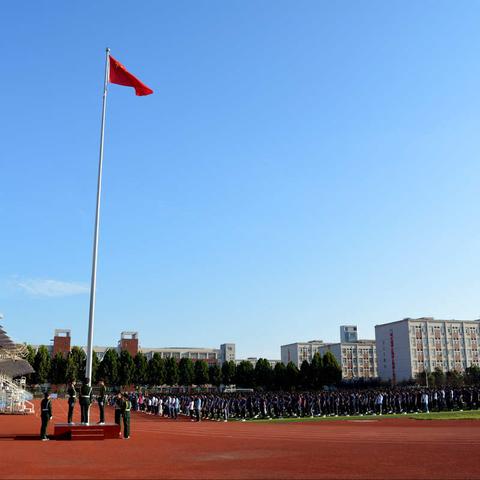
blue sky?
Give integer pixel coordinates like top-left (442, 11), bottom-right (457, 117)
top-left (1, 1), bottom-right (480, 359)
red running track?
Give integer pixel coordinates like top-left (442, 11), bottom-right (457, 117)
top-left (0, 400), bottom-right (479, 479)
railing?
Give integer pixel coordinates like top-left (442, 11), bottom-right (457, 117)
top-left (0, 374), bottom-right (34, 414)
top-left (0, 343), bottom-right (29, 360)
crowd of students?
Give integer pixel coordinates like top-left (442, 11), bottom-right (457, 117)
top-left (118, 386), bottom-right (480, 421)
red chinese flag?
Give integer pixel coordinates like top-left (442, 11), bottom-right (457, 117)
top-left (109, 55), bottom-right (153, 96)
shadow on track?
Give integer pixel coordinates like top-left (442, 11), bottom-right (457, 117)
top-left (0, 434), bottom-right (41, 441)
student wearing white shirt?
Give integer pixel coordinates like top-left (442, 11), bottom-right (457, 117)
top-left (421, 392), bottom-right (429, 413)
top-left (375, 393), bottom-right (384, 415)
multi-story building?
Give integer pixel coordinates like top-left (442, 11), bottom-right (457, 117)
top-left (141, 346), bottom-right (221, 365)
top-left (281, 340), bottom-right (324, 366)
top-left (219, 343), bottom-right (236, 363)
top-left (375, 317), bottom-right (480, 382)
top-left (318, 340), bottom-right (377, 379)
top-left (119, 331), bottom-right (139, 357)
top-left (340, 325), bottom-right (358, 343)
top-left (280, 326), bottom-right (377, 379)
top-left (52, 329), bottom-right (71, 357)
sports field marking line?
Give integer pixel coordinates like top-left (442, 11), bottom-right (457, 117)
top-left (131, 428), bottom-right (480, 445)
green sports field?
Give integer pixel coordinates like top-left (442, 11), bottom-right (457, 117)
top-left (239, 409), bottom-right (480, 423)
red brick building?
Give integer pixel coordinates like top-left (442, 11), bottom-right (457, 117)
top-left (52, 329), bottom-right (71, 357)
top-left (119, 331), bottom-right (139, 357)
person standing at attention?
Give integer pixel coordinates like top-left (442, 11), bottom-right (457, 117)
top-left (79, 378), bottom-right (93, 424)
top-left (67, 380), bottom-right (76, 424)
top-left (97, 380), bottom-right (106, 425)
top-left (375, 392), bottom-right (384, 415)
top-left (421, 391), bottom-right (429, 413)
top-left (114, 391), bottom-right (123, 427)
top-left (121, 393), bottom-right (131, 439)
top-left (194, 395), bottom-right (202, 422)
top-left (40, 391), bottom-right (53, 441)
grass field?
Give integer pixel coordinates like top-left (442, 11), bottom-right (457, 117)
top-left (243, 409), bottom-right (480, 423)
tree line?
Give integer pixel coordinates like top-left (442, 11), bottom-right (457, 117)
top-left (25, 346), bottom-right (344, 390)
top-left (27, 345), bottom-right (480, 390)
top-left (414, 366), bottom-right (480, 388)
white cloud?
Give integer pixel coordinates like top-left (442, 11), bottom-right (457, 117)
top-left (14, 278), bottom-right (89, 297)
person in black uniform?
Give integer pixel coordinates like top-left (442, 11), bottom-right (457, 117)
top-left (114, 391), bottom-right (123, 427)
top-left (79, 378), bottom-right (93, 424)
top-left (40, 391), bottom-right (52, 441)
top-left (67, 380), bottom-right (76, 424)
top-left (97, 380), bottom-right (106, 425)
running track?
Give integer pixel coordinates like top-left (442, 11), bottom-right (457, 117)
top-left (0, 400), bottom-right (479, 479)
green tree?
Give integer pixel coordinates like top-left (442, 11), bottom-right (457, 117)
top-left (25, 344), bottom-right (36, 367)
top-left (25, 344), bottom-right (36, 384)
top-left (165, 357), bottom-right (179, 386)
top-left (431, 367), bottom-right (446, 387)
top-left (33, 346), bottom-right (51, 384)
top-left (91, 351), bottom-right (100, 384)
top-left (65, 352), bottom-right (78, 383)
top-left (134, 352), bottom-right (148, 385)
top-left (414, 370), bottom-right (428, 386)
top-left (273, 362), bottom-right (287, 390)
top-left (446, 370), bottom-right (464, 388)
top-left (98, 349), bottom-right (119, 386)
top-left (178, 358), bottom-right (195, 386)
top-left (310, 353), bottom-right (324, 388)
top-left (209, 363), bottom-right (222, 386)
top-left (235, 360), bottom-right (254, 387)
top-left (118, 350), bottom-right (135, 386)
top-left (254, 358), bottom-right (273, 390)
top-left (465, 366), bottom-right (480, 385)
top-left (194, 360), bottom-right (210, 385)
top-left (69, 346), bottom-right (87, 381)
top-left (221, 360), bottom-right (236, 385)
top-left (148, 353), bottom-right (166, 386)
top-left (300, 360), bottom-right (311, 389)
top-left (50, 352), bottom-right (67, 385)
top-left (285, 361), bottom-right (300, 391)
top-left (322, 351), bottom-right (342, 386)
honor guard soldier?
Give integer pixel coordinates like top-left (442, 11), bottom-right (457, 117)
top-left (97, 380), bottom-right (106, 425)
top-left (79, 378), bottom-right (93, 424)
top-left (114, 391), bottom-right (123, 426)
top-left (67, 380), bottom-right (76, 424)
top-left (121, 393), bottom-right (131, 439)
top-left (40, 392), bottom-right (52, 441)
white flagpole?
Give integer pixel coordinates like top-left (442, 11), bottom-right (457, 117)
top-left (86, 47), bottom-right (110, 386)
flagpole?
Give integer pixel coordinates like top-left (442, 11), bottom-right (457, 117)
top-left (86, 47), bottom-right (110, 387)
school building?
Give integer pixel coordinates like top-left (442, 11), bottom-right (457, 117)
top-left (375, 317), bottom-right (480, 382)
top-left (280, 326), bottom-right (377, 379)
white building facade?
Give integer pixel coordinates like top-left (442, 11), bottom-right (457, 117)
top-left (375, 317), bottom-right (480, 382)
top-left (340, 325), bottom-right (358, 343)
top-left (281, 329), bottom-right (377, 380)
top-left (318, 341), bottom-right (377, 380)
top-left (281, 340), bottom-right (324, 366)
top-left (219, 343), bottom-right (236, 364)
top-left (141, 347), bottom-right (222, 365)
